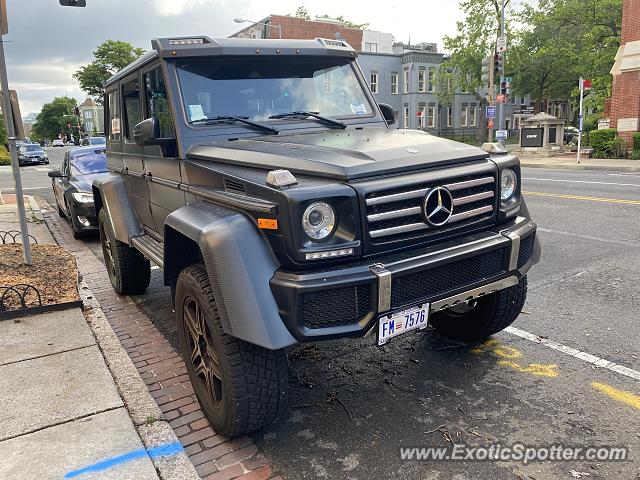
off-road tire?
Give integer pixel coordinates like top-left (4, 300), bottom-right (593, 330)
top-left (176, 264), bottom-right (288, 438)
top-left (429, 276), bottom-right (528, 343)
top-left (98, 208), bottom-right (150, 294)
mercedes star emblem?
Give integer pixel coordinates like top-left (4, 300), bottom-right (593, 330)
top-left (423, 187), bottom-right (454, 227)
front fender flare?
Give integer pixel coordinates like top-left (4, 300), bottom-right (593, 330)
top-left (165, 202), bottom-right (297, 350)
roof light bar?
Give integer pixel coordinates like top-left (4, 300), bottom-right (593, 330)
top-left (169, 38), bottom-right (205, 46)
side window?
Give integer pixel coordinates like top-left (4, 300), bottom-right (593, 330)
top-left (122, 79), bottom-right (141, 141)
top-left (107, 90), bottom-right (121, 141)
top-left (144, 68), bottom-right (175, 139)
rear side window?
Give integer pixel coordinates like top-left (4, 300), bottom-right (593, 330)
top-left (107, 90), bottom-right (121, 141)
top-left (122, 79), bottom-right (141, 141)
top-left (144, 68), bottom-right (175, 139)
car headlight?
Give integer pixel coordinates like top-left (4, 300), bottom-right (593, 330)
top-left (500, 169), bottom-right (517, 200)
top-left (302, 202), bottom-right (336, 240)
top-left (72, 192), bottom-right (94, 203)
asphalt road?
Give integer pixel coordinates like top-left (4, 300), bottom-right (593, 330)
top-left (9, 150), bottom-right (640, 479)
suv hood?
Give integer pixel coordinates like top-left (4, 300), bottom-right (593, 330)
top-left (187, 128), bottom-right (489, 181)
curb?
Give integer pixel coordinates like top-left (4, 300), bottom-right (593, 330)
top-left (520, 162), bottom-right (640, 172)
top-left (26, 195), bottom-right (44, 222)
top-left (79, 279), bottom-right (200, 480)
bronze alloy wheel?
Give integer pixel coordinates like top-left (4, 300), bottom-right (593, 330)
top-left (182, 295), bottom-right (223, 406)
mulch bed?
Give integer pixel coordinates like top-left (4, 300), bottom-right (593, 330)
top-left (0, 244), bottom-right (80, 312)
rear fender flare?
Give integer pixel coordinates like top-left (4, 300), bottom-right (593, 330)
top-left (92, 173), bottom-right (143, 243)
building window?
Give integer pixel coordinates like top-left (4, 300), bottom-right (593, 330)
top-left (446, 106), bottom-right (452, 128)
top-left (470, 104), bottom-right (477, 127)
top-left (427, 105), bottom-right (436, 128)
top-left (370, 72), bottom-right (378, 94)
top-left (427, 67), bottom-right (435, 93)
top-left (390, 72), bottom-right (398, 95)
top-left (364, 42), bottom-right (378, 53)
top-left (83, 110), bottom-right (92, 119)
top-left (403, 68), bottom-right (409, 94)
top-left (85, 121), bottom-right (93, 132)
top-left (460, 104), bottom-right (469, 127)
top-left (418, 67), bottom-right (426, 93)
top-left (403, 105), bottom-right (410, 129)
top-left (418, 103), bottom-right (426, 128)
top-left (324, 71), bottom-right (333, 93)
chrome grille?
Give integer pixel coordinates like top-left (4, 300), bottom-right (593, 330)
top-left (365, 174), bottom-right (497, 241)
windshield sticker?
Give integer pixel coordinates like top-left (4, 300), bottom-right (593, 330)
top-left (350, 103), bottom-right (367, 115)
top-left (188, 104), bottom-right (206, 121)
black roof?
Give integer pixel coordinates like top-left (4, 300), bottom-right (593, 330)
top-left (105, 37), bottom-right (356, 86)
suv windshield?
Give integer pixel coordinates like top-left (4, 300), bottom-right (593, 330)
top-left (176, 56), bottom-right (373, 123)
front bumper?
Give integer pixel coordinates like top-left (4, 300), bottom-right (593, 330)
top-left (69, 201), bottom-right (98, 231)
top-left (270, 216), bottom-right (538, 342)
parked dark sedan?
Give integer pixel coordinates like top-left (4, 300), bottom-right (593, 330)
top-left (17, 144), bottom-right (49, 166)
top-left (49, 146), bottom-right (107, 238)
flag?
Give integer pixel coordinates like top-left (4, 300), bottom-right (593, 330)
top-left (582, 79), bottom-right (592, 90)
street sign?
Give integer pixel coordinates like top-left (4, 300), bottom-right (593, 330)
top-left (503, 76), bottom-right (513, 83)
top-left (497, 35), bottom-right (507, 53)
top-left (486, 106), bottom-right (496, 119)
top-left (496, 130), bottom-right (508, 140)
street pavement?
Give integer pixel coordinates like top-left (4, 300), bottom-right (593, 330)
top-left (7, 147), bottom-right (640, 479)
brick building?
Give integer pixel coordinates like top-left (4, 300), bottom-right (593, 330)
top-left (609, 0), bottom-right (640, 144)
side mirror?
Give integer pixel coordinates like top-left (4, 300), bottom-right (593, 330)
top-left (48, 169), bottom-right (63, 178)
top-left (378, 103), bottom-right (395, 126)
top-left (133, 117), bottom-right (160, 147)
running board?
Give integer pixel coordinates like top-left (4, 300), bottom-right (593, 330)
top-left (131, 234), bottom-right (164, 268)
top-left (429, 276), bottom-right (519, 312)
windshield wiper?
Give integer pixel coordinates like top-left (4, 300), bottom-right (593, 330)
top-left (189, 116), bottom-right (279, 135)
top-left (268, 111), bottom-right (347, 129)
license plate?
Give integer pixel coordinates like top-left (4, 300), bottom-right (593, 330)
top-left (377, 304), bottom-right (429, 346)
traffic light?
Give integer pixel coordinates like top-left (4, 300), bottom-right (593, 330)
top-left (494, 53), bottom-right (504, 75)
top-left (59, 0), bottom-right (86, 6)
top-left (481, 56), bottom-right (492, 86)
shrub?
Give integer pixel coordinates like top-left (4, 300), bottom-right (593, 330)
top-left (632, 133), bottom-right (640, 151)
top-left (607, 137), bottom-right (628, 159)
top-left (630, 149), bottom-right (640, 160)
top-left (588, 129), bottom-right (617, 154)
top-left (0, 147), bottom-right (10, 166)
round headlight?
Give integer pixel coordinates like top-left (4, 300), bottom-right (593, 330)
top-left (302, 202), bottom-right (335, 240)
top-left (501, 169), bottom-right (517, 200)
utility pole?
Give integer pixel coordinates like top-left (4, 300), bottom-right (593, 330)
top-left (576, 77), bottom-right (584, 164)
top-left (0, 2), bottom-right (31, 264)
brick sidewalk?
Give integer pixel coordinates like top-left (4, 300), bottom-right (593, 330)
top-left (43, 208), bottom-right (281, 480)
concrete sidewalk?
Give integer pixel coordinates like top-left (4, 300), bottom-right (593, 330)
top-left (0, 197), bottom-right (197, 480)
top-left (518, 152), bottom-right (640, 172)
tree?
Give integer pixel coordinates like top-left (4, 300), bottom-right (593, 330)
top-left (294, 6), bottom-right (310, 20)
top-left (0, 114), bottom-right (7, 145)
top-left (74, 40), bottom-right (145, 103)
top-left (509, 0), bottom-right (621, 115)
top-left (442, 0), bottom-right (513, 141)
top-left (31, 97), bottom-right (77, 141)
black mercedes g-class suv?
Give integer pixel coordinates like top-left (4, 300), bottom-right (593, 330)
top-left (94, 36), bottom-right (540, 437)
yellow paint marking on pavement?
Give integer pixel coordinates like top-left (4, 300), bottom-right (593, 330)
top-left (591, 382), bottom-right (640, 411)
top-left (523, 191), bottom-right (640, 205)
top-left (498, 361), bottom-right (559, 378)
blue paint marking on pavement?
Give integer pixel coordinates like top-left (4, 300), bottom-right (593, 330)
top-left (63, 441), bottom-right (183, 478)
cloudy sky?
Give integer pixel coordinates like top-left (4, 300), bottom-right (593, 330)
top-left (6, 0), bottom-right (464, 116)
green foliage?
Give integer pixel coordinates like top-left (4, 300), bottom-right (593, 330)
top-left (584, 113), bottom-right (603, 133)
top-left (607, 136), bottom-right (627, 159)
top-left (74, 40), bottom-right (145, 103)
top-left (629, 149), bottom-right (640, 160)
top-left (294, 6), bottom-right (310, 20)
top-left (0, 147), bottom-right (9, 165)
top-left (509, 0), bottom-right (621, 111)
top-left (588, 128), bottom-right (617, 153)
top-left (0, 114), bottom-right (7, 146)
top-left (31, 97), bottom-right (77, 141)
top-left (632, 133), bottom-right (640, 151)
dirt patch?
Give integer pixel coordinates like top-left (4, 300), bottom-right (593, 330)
top-left (0, 244), bottom-right (79, 311)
